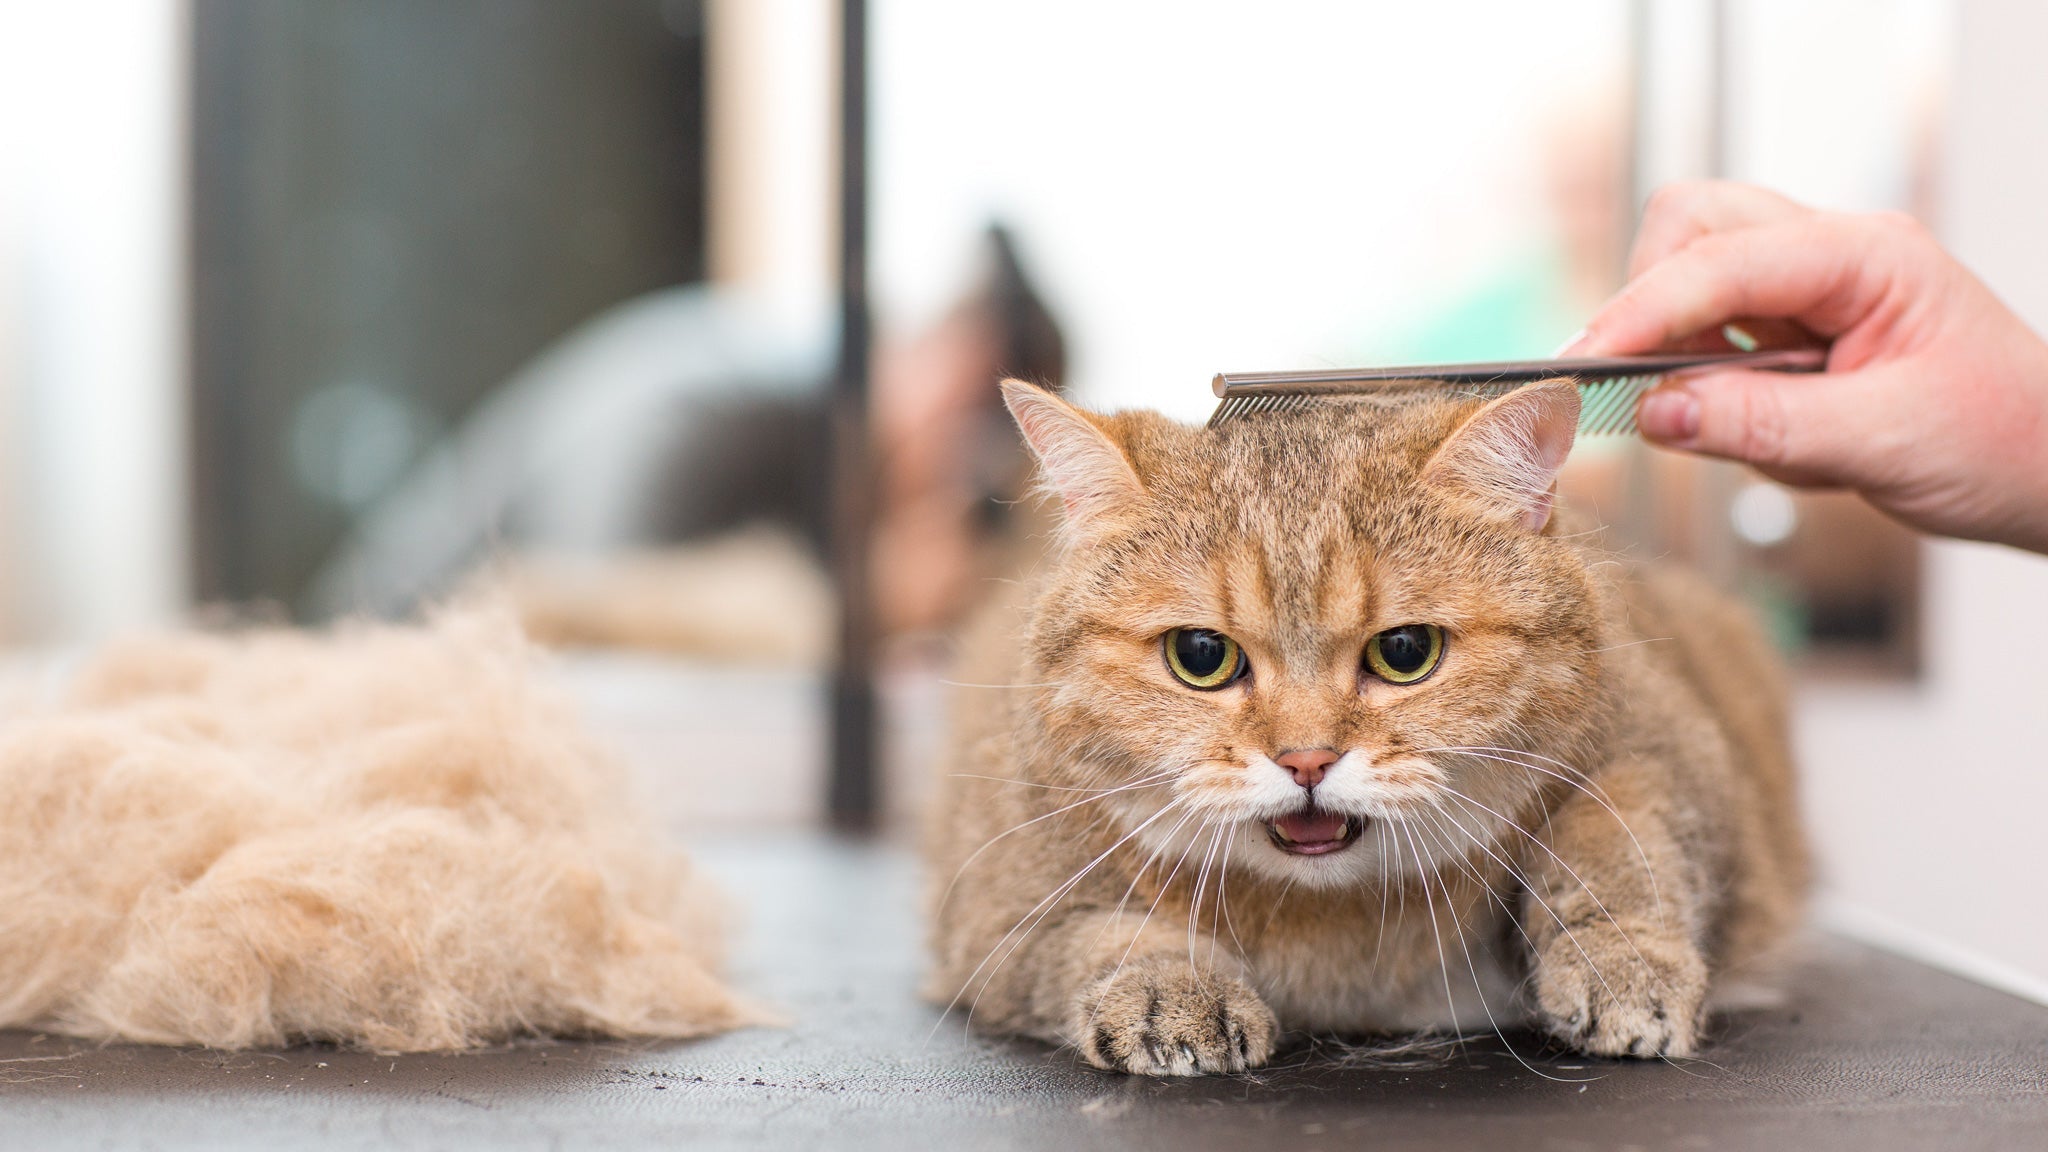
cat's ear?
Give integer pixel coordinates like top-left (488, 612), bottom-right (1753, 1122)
top-left (1419, 380), bottom-right (1580, 532)
top-left (1000, 378), bottom-right (1145, 529)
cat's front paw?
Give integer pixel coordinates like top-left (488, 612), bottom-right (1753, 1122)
top-left (1533, 924), bottom-right (1707, 1058)
top-left (1071, 957), bottom-right (1277, 1076)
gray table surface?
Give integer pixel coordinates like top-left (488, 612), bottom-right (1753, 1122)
top-left (4, 834), bottom-right (2045, 1151)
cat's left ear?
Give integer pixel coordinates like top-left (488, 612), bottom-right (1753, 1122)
top-left (1419, 380), bottom-right (1580, 532)
top-left (1000, 378), bottom-right (1145, 530)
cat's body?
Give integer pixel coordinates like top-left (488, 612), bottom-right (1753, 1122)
top-left (925, 381), bottom-right (1807, 1075)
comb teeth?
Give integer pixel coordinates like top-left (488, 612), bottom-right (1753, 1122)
top-left (1205, 392), bottom-right (1321, 428)
top-left (1206, 373), bottom-right (1658, 436)
top-left (1576, 373), bottom-right (1655, 435)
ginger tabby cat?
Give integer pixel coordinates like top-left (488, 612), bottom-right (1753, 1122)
top-left (925, 379), bottom-right (1807, 1075)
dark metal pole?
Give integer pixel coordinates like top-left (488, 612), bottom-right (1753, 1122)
top-left (827, 0), bottom-right (878, 830)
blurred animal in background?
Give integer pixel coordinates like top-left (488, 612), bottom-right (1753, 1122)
top-left (927, 381), bottom-right (1808, 1074)
top-left (313, 224), bottom-right (1066, 657)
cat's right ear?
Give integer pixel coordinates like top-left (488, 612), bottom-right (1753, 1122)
top-left (1000, 379), bottom-right (1145, 530)
top-left (1420, 380), bottom-right (1580, 532)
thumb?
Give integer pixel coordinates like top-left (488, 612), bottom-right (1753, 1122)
top-left (1635, 368), bottom-right (1878, 487)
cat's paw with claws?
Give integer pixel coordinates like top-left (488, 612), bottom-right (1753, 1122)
top-left (1533, 925), bottom-right (1707, 1058)
top-left (1071, 957), bottom-right (1277, 1076)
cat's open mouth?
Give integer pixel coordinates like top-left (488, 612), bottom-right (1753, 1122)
top-left (1265, 808), bottom-right (1365, 856)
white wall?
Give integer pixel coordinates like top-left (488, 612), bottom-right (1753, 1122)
top-left (1796, 0), bottom-right (2048, 1003)
top-left (0, 0), bottom-right (189, 643)
top-left (872, 0), bottom-right (1629, 423)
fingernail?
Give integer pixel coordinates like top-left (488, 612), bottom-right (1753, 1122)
top-left (1551, 328), bottom-right (1589, 358)
top-left (1637, 388), bottom-right (1700, 443)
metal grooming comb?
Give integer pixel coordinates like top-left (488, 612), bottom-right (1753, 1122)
top-left (1206, 347), bottom-right (1826, 433)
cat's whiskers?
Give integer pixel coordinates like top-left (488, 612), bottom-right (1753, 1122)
top-left (1185, 822), bottom-right (1222, 973)
top-left (1259, 866), bottom-right (1305, 936)
top-left (1370, 822), bottom-right (1394, 975)
top-left (1390, 829), bottom-right (1411, 950)
top-left (1432, 784), bottom-right (1672, 1003)
top-left (956, 802), bottom-right (1188, 1036)
top-left (1096, 808), bottom-right (1188, 934)
top-left (1396, 819), bottom-right (1465, 1059)
top-left (1411, 741), bottom-right (1618, 807)
top-left (1411, 742), bottom-right (1639, 849)
top-left (1583, 637), bottom-right (1674, 655)
top-left (1423, 793), bottom-right (1622, 1008)
top-left (1428, 780), bottom-right (1634, 940)
top-left (947, 772), bottom-right (1171, 795)
top-left (1413, 744), bottom-right (1661, 912)
top-left (1409, 812), bottom-right (1595, 1084)
top-left (1085, 801), bottom-right (1205, 978)
top-left (1496, 718), bottom-right (1646, 841)
top-left (1211, 822), bottom-right (1242, 971)
top-left (1441, 792), bottom-right (1639, 1016)
top-left (941, 797), bottom-right (1187, 1036)
top-left (1189, 818), bottom-right (1237, 975)
top-left (933, 768), bottom-right (1177, 918)
top-left (1420, 804), bottom-right (1558, 988)
top-left (1360, 795), bottom-right (1481, 877)
top-left (1100, 810), bottom-right (1214, 1013)
top-left (1435, 805), bottom-right (1654, 1078)
top-left (1417, 807), bottom-right (1540, 1065)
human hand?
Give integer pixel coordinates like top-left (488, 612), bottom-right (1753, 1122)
top-left (1565, 181), bottom-right (2048, 554)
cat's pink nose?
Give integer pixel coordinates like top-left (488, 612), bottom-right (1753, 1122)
top-left (1275, 748), bottom-right (1339, 789)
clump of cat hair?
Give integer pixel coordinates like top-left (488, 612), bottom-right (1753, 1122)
top-left (0, 610), bottom-right (760, 1052)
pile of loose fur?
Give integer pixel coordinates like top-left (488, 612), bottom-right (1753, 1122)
top-left (0, 611), bottom-right (759, 1051)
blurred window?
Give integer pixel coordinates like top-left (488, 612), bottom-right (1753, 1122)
top-left (190, 0), bottom-right (709, 613)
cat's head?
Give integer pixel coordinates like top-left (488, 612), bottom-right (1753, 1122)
top-left (1003, 378), bottom-right (1612, 889)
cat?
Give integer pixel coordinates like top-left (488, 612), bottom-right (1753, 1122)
top-left (924, 378), bottom-right (1808, 1075)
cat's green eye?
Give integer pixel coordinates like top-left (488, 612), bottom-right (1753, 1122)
top-left (1164, 628), bottom-right (1246, 690)
top-left (1364, 624), bottom-right (1444, 685)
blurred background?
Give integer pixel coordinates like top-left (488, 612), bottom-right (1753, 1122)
top-left (0, 0), bottom-right (2042, 1004)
